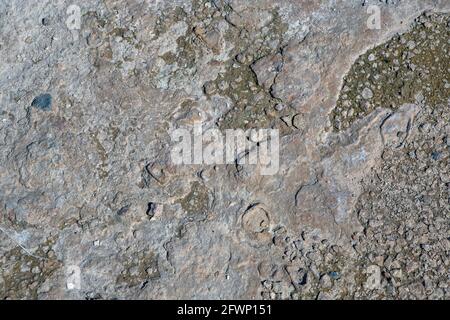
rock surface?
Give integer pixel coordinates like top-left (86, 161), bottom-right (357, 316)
top-left (0, 0), bottom-right (449, 299)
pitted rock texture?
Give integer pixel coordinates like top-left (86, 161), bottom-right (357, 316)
top-left (0, 0), bottom-right (449, 300)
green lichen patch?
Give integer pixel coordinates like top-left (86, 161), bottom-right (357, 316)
top-left (153, 6), bottom-right (188, 40)
top-left (210, 9), bottom-right (293, 132)
top-left (82, 10), bottom-right (143, 71)
top-left (154, 2), bottom-right (296, 133)
top-left (212, 59), bottom-right (296, 136)
top-left (116, 250), bottom-right (160, 288)
top-left (153, 2), bottom-right (216, 72)
top-left (90, 130), bottom-right (109, 179)
top-left (331, 12), bottom-right (450, 131)
top-left (153, 1), bottom-right (222, 68)
top-left (0, 238), bottom-right (61, 299)
top-left (211, 61), bottom-right (278, 130)
top-left (178, 181), bottom-right (210, 218)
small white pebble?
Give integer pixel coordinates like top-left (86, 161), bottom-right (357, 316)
top-left (362, 87), bottom-right (374, 100)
